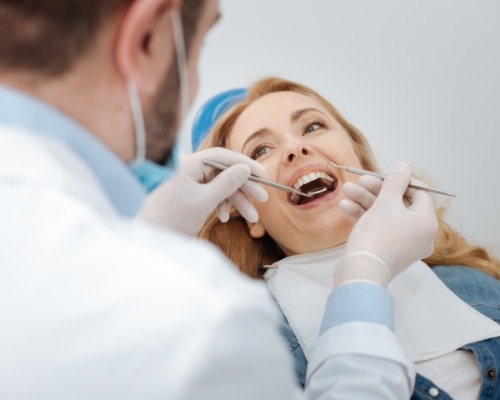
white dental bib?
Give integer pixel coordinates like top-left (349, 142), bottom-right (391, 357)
top-left (264, 246), bottom-right (500, 361)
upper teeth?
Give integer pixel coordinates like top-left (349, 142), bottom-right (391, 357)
top-left (293, 171), bottom-right (334, 190)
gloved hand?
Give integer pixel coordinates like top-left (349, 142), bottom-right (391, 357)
top-left (334, 163), bottom-right (438, 288)
top-left (138, 147), bottom-right (268, 237)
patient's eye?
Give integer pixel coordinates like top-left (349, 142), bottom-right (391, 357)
top-left (303, 119), bottom-right (327, 135)
top-left (251, 145), bottom-right (271, 160)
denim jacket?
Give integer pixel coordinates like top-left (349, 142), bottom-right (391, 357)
top-left (278, 265), bottom-right (500, 399)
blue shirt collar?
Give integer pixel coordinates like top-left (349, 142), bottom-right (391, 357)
top-left (0, 85), bottom-right (145, 217)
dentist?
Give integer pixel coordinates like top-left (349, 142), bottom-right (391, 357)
top-left (0, 0), bottom-right (436, 399)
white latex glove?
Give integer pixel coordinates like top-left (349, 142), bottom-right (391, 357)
top-left (334, 163), bottom-right (438, 288)
top-left (138, 148), bottom-right (268, 236)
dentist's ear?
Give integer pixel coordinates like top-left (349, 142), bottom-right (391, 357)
top-left (246, 220), bottom-right (266, 239)
top-left (114, 0), bottom-right (180, 93)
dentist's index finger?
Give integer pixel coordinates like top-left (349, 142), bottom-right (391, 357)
top-left (376, 163), bottom-right (412, 201)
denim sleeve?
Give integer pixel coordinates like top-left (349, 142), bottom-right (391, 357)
top-left (320, 282), bottom-right (394, 334)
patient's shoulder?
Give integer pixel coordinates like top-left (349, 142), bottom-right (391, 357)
top-left (432, 265), bottom-right (500, 322)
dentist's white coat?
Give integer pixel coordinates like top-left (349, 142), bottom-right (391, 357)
top-left (0, 126), bottom-right (413, 399)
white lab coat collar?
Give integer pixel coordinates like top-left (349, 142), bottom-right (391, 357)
top-left (0, 85), bottom-right (145, 217)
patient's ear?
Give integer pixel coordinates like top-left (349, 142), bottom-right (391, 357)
top-left (246, 220), bottom-right (266, 239)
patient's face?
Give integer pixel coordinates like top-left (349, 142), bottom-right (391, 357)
top-left (227, 91), bottom-right (363, 256)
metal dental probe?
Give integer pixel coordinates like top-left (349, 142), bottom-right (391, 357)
top-left (327, 162), bottom-right (457, 197)
top-left (202, 159), bottom-right (327, 198)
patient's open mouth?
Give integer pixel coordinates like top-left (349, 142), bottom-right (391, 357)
top-left (289, 171), bottom-right (337, 205)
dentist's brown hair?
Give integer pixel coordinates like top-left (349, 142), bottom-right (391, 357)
top-left (0, 0), bottom-right (206, 76)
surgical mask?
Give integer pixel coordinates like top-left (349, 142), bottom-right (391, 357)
top-left (128, 9), bottom-right (189, 193)
top-left (129, 140), bottom-right (181, 192)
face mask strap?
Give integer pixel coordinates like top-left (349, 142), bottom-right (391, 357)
top-left (128, 9), bottom-right (188, 164)
top-left (127, 80), bottom-right (146, 163)
top-left (171, 9), bottom-right (189, 120)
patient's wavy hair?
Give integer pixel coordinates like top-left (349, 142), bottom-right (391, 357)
top-left (198, 77), bottom-right (500, 280)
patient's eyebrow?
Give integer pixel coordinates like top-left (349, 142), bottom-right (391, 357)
top-left (291, 108), bottom-right (327, 122)
top-left (241, 128), bottom-right (270, 152)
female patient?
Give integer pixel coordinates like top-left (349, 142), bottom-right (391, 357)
top-left (197, 77), bottom-right (500, 400)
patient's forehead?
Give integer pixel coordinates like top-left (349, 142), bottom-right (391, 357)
top-left (228, 91), bottom-right (331, 149)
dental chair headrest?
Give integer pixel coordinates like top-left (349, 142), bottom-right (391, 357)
top-left (191, 88), bottom-right (247, 152)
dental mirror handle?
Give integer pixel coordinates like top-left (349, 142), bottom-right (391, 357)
top-left (202, 159), bottom-right (313, 198)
